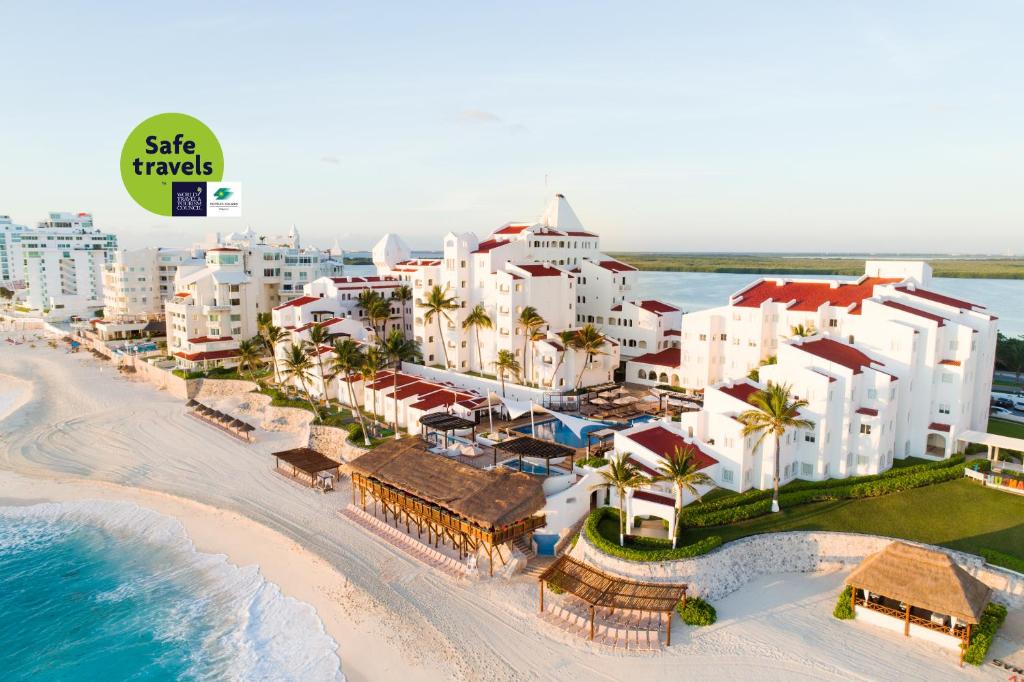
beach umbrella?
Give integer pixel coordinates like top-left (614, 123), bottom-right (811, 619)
top-left (598, 390), bottom-right (617, 398)
top-left (614, 395), bottom-right (636, 405)
top-left (590, 397), bottom-right (609, 405)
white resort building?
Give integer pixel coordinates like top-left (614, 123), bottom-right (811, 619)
top-left (166, 226), bottom-right (342, 370)
top-left (102, 247), bottom-right (206, 321)
top-left (620, 260), bottom-right (998, 504)
top-left (2, 212), bottom-right (118, 318)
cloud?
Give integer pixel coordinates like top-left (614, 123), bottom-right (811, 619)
top-left (459, 109), bottom-right (502, 124)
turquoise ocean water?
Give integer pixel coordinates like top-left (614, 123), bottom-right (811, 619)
top-left (0, 502), bottom-right (344, 682)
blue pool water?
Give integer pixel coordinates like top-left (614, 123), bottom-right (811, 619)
top-left (503, 459), bottom-right (568, 476)
top-left (0, 501), bottom-right (344, 681)
top-left (514, 416), bottom-right (657, 448)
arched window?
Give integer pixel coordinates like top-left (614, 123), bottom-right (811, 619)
top-left (659, 372), bottom-right (669, 383)
top-left (638, 369), bottom-right (646, 379)
top-left (638, 340), bottom-right (647, 349)
top-left (647, 370), bottom-right (657, 380)
top-left (671, 374), bottom-right (680, 386)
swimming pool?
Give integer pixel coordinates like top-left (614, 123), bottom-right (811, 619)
top-left (513, 416), bottom-right (656, 448)
top-left (503, 459), bottom-right (567, 476)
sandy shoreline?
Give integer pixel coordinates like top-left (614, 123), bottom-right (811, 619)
top-left (0, 338), bottom-right (1010, 681)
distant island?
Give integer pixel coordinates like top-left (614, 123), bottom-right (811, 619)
top-left (607, 253), bottom-right (1024, 280)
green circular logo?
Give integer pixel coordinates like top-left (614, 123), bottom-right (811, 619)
top-left (120, 113), bottom-right (224, 215)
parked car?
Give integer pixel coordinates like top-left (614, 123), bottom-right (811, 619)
top-left (992, 397), bottom-right (1015, 409)
top-left (991, 406), bottom-right (1012, 417)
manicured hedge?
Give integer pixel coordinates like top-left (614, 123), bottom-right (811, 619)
top-left (584, 507), bottom-right (722, 562)
top-left (963, 602), bottom-right (1008, 666)
top-left (832, 586), bottom-right (855, 620)
top-left (681, 456), bottom-right (967, 528)
top-left (979, 548), bottom-right (1024, 574)
top-left (678, 597), bottom-right (717, 626)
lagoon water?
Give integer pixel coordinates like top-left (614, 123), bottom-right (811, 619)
top-left (0, 501), bottom-right (344, 682)
top-left (346, 264), bottom-right (1024, 335)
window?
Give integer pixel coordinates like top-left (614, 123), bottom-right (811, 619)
top-left (722, 469), bottom-right (734, 484)
top-left (938, 403), bottom-right (950, 415)
top-left (941, 373), bottom-right (953, 384)
top-left (860, 424), bottom-right (872, 435)
top-left (804, 432), bottom-right (816, 443)
top-left (867, 389), bottom-right (877, 399)
top-left (800, 463), bottom-right (813, 477)
top-left (856, 455), bottom-right (869, 468)
top-left (828, 319), bottom-right (838, 328)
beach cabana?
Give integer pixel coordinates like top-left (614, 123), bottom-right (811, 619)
top-left (585, 427), bottom-right (618, 457)
top-left (538, 554), bottom-right (687, 645)
top-left (348, 438), bottom-right (546, 575)
top-left (494, 436), bottom-right (575, 474)
top-left (845, 542), bottom-right (992, 664)
top-left (419, 412), bottom-right (476, 449)
top-left (272, 447), bottom-right (341, 490)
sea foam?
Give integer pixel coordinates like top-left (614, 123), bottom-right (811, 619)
top-left (0, 500), bottom-right (345, 681)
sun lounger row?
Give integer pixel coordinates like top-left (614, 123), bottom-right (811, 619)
top-left (341, 505), bottom-right (468, 580)
top-left (540, 602), bottom-right (662, 651)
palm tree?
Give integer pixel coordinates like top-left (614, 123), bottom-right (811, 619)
top-left (419, 285), bottom-right (459, 369)
top-left (493, 349), bottom-right (520, 397)
top-left (256, 312), bottom-right (272, 337)
top-left (261, 324), bottom-right (286, 384)
top-left (790, 323), bottom-right (816, 337)
top-left (361, 345), bottom-right (386, 436)
top-left (594, 453), bottom-right (647, 546)
top-left (655, 446), bottom-right (714, 548)
top-left (393, 284), bottom-right (413, 338)
top-left (380, 330), bottom-right (422, 439)
top-left (737, 383), bottom-right (813, 513)
top-left (356, 288), bottom-right (382, 316)
top-left (547, 330), bottom-right (578, 388)
top-left (329, 339), bottom-right (369, 446)
top-left (517, 307), bottom-right (546, 387)
top-left (528, 327), bottom-right (546, 387)
top-left (236, 336), bottom-right (264, 383)
top-left (366, 297), bottom-right (391, 340)
top-left (572, 323), bottom-right (608, 390)
top-left (280, 343), bottom-right (321, 421)
top-left (997, 334), bottom-right (1024, 384)
top-left (304, 323), bottom-right (331, 403)
top-left (462, 303), bottom-right (493, 374)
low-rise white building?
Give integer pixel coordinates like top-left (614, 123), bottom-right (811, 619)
top-left (625, 260), bottom-right (999, 491)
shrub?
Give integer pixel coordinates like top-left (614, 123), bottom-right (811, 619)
top-left (678, 597), bottom-right (717, 626)
top-left (577, 456), bottom-right (608, 469)
top-left (546, 581), bottom-right (565, 595)
top-left (962, 602), bottom-right (1008, 665)
top-left (833, 586), bottom-right (855, 620)
top-left (584, 507), bottom-right (722, 562)
top-left (347, 423), bottom-right (364, 442)
top-left (979, 548), bottom-right (1024, 574)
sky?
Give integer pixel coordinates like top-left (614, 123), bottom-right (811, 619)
top-left (1, 1), bottom-right (1021, 253)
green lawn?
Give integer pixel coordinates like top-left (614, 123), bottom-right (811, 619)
top-left (682, 479), bottom-right (1024, 564)
top-left (989, 418), bottom-right (1024, 440)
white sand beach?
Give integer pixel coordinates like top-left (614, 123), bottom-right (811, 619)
top-left (0, 338), bottom-right (1010, 681)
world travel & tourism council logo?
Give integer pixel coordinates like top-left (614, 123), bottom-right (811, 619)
top-left (120, 113), bottom-right (241, 217)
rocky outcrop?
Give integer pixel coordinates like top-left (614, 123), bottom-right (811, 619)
top-left (572, 530), bottom-right (1024, 607)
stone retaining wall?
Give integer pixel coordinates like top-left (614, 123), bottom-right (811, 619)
top-left (128, 357), bottom-right (190, 400)
top-left (308, 424), bottom-right (371, 463)
top-left (572, 530), bottom-right (1024, 607)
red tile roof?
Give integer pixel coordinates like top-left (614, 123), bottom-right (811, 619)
top-left (733, 277), bottom-right (900, 313)
top-left (392, 381), bottom-right (438, 400)
top-left (895, 286), bottom-right (983, 312)
top-left (881, 300), bottom-right (947, 326)
top-left (939, 359), bottom-right (962, 366)
top-left (174, 292), bottom-right (191, 298)
top-left (293, 317), bottom-right (344, 333)
top-left (639, 300), bottom-right (679, 315)
top-left (596, 260), bottom-right (637, 273)
top-left (273, 295), bottom-right (319, 311)
top-left (718, 381), bottom-right (761, 404)
top-left (795, 338), bottom-right (881, 374)
top-left (629, 348), bottom-right (680, 368)
top-left (207, 247), bottom-right (241, 252)
top-left (174, 349), bottom-right (240, 362)
top-left (473, 238), bottom-right (508, 254)
top-left (410, 390), bottom-right (462, 411)
top-left (516, 263), bottom-right (564, 277)
top-left (856, 407), bottom-right (879, 416)
top-left (627, 426), bottom-right (718, 470)
top-left (928, 422), bottom-right (951, 432)
top-left (665, 329), bottom-right (681, 337)
top-left (631, 489), bottom-right (675, 507)
top-left (187, 335), bottom-right (233, 344)
top-left (565, 231), bottom-right (597, 237)
top-left (493, 223), bottom-right (532, 236)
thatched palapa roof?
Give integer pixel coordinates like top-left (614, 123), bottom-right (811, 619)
top-left (273, 447), bottom-right (340, 475)
top-left (349, 439), bottom-right (545, 529)
top-left (845, 542), bottom-right (991, 623)
top-left (540, 555), bottom-right (686, 613)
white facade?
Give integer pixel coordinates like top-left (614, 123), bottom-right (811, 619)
top-left (369, 194), bottom-right (676, 390)
top-left (628, 260), bottom-right (999, 491)
top-left (165, 228), bottom-right (343, 368)
top-left (0, 215), bottom-right (29, 287)
top-left (9, 212), bottom-right (118, 317)
top-left (103, 247), bottom-right (207, 321)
